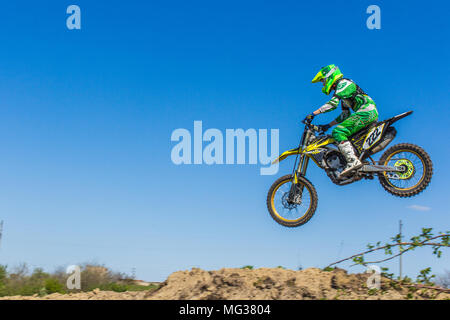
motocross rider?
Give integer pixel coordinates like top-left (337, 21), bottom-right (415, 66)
top-left (304, 64), bottom-right (379, 177)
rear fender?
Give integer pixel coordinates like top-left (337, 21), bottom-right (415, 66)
top-left (386, 110), bottom-right (413, 125)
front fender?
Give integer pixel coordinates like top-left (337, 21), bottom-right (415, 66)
top-left (272, 147), bottom-right (301, 164)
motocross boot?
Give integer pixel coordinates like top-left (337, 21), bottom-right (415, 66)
top-left (338, 141), bottom-right (363, 178)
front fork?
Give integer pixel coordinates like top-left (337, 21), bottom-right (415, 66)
top-left (298, 154), bottom-right (310, 176)
top-left (288, 155), bottom-right (310, 203)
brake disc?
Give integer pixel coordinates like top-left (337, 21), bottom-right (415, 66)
top-left (282, 191), bottom-right (302, 208)
top-left (394, 159), bottom-right (415, 180)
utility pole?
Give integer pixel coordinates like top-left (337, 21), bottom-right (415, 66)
top-left (399, 220), bottom-right (403, 280)
top-left (336, 240), bottom-right (344, 260)
top-left (297, 250), bottom-right (303, 271)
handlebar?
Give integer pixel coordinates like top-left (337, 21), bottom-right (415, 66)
top-left (301, 118), bottom-right (326, 134)
top-left (301, 118), bottom-right (313, 125)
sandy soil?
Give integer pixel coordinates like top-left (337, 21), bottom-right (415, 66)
top-left (1, 267), bottom-right (448, 300)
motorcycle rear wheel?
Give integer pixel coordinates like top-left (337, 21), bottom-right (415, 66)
top-left (378, 143), bottom-right (433, 197)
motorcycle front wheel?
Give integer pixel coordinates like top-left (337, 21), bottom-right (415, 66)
top-left (266, 174), bottom-right (318, 227)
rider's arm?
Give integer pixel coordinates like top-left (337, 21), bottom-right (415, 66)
top-left (313, 97), bottom-right (350, 127)
top-left (331, 80), bottom-right (357, 124)
top-left (328, 119), bottom-right (339, 127)
top-left (312, 96), bottom-right (340, 115)
top-left (313, 79), bottom-right (357, 124)
top-left (334, 105), bottom-right (351, 124)
top-left (313, 95), bottom-right (347, 126)
top-left (323, 80), bottom-right (358, 125)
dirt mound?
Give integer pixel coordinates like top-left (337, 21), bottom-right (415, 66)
top-left (0, 268), bottom-right (448, 300)
top-left (148, 267), bottom-right (448, 300)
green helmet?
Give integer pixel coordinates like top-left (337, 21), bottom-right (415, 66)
top-left (311, 64), bottom-right (344, 95)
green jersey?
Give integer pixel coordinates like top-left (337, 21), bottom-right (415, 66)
top-left (317, 78), bottom-right (377, 123)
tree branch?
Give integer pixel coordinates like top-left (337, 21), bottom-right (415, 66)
top-left (393, 281), bottom-right (450, 294)
top-left (326, 234), bottom-right (449, 269)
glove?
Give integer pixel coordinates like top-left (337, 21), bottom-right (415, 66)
top-left (317, 124), bottom-right (331, 132)
top-left (302, 113), bottom-right (315, 123)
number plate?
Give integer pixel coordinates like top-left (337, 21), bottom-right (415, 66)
top-left (362, 123), bottom-right (385, 150)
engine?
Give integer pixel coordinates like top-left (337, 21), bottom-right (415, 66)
top-left (323, 150), bottom-right (347, 183)
top-left (324, 151), bottom-right (346, 171)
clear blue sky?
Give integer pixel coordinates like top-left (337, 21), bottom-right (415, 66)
top-left (0, 0), bottom-right (448, 281)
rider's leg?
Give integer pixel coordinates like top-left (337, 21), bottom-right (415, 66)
top-left (332, 109), bottom-right (378, 177)
top-left (337, 141), bottom-right (362, 176)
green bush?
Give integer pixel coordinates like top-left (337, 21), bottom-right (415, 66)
top-left (0, 263), bottom-right (157, 297)
top-left (322, 267), bottom-right (335, 272)
top-left (45, 278), bottom-right (65, 294)
top-left (98, 283), bottom-right (128, 292)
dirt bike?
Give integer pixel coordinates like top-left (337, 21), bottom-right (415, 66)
top-left (266, 110), bottom-right (433, 227)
